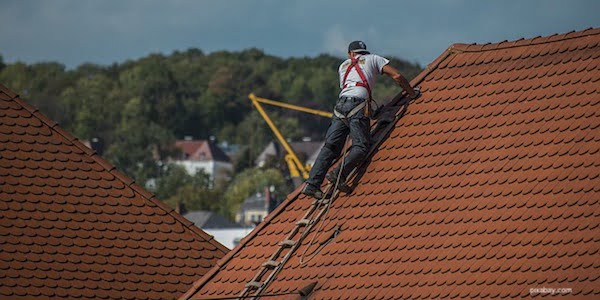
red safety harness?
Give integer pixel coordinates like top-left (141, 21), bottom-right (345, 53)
top-left (342, 55), bottom-right (372, 101)
top-left (335, 55), bottom-right (373, 120)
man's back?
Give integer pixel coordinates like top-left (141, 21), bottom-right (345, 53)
top-left (338, 54), bottom-right (389, 99)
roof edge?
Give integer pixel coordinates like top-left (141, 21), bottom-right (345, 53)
top-left (179, 185), bottom-right (304, 299)
top-left (450, 27), bottom-right (600, 53)
top-left (0, 84), bottom-right (229, 258)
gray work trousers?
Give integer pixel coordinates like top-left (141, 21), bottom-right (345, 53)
top-left (306, 96), bottom-right (371, 187)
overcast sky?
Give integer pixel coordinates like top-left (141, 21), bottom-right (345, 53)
top-left (1, 0), bottom-right (598, 68)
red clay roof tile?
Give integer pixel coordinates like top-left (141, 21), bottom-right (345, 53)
top-left (0, 85), bottom-right (229, 299)
top-left (183, 28), bottom-right (600, 299)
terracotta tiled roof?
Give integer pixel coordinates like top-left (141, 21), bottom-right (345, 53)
top-left (183, 28), bottom-right (600, 299)
top-left (0, 84), bottom-right (229, 299)
top-left (175, 140), bottom-right (230, 162)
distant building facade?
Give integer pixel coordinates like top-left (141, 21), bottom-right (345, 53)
top-left (235, 187), bottom-right (278, 226)
top-left (172, 138), bottom-right (233, 184)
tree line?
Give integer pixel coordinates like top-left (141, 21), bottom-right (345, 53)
top-left (0, 50), bottom-right (421, 219)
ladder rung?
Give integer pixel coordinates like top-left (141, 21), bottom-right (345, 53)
top-left (279, 240), bottom-right (296, 247)
top-left (296, 219), bottom-right (311, 226)
top-left (245, 281), bottom-right (263, 289)
top-left (262, 260), bottom-right (280, 268)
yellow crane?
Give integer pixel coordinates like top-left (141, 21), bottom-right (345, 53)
top-left (248, 93), bottom-right (331, 185)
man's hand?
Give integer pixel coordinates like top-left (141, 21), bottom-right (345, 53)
top-left (410, 86), bottom-right (421, 100)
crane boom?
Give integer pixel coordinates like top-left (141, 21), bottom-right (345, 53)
top-left (251, 95), bottom-right (333, 118)
top-left (249, 93), bottom-right (330, 183)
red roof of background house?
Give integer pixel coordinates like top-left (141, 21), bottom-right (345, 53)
top-left (175, 139), bottom-right (231, 162)
top-left (183, 28), bottom-right (600, 299)
top-left (0, 84), bottom-right (229, 299)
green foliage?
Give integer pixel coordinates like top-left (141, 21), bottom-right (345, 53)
top-left (0, 62), bottom-right (74, 120)
top-left (156, 164), bottom-right (223, 212)
top-left (0, 62), bottom-right (32, 96)
top-left (0, 49), bottom-right (422, 217)
top-left (223, 168), bottom-right (290, 218)
top-left (61, 75), bottom-right (122, 140)
top-left (104, 97), bottom-right (177, 183)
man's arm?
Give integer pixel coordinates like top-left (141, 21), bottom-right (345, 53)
top-left (382, 65), bottom-right (419, 99)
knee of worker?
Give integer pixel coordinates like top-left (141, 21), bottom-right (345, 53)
top-left (323, 142), bottom-right (342, 156)
top-left (351, 144), bottom-right (369, 157)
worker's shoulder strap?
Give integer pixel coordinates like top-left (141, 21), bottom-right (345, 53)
top-left (342, 56), bottom-right (372, 101)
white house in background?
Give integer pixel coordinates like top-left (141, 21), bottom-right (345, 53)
top-left (172, 138), bottom-right (233, 184)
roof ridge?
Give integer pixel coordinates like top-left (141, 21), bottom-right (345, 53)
top-left (1, 84), bottom-right (229, 257)
top-left (450, 27), bottom-right (600, 53)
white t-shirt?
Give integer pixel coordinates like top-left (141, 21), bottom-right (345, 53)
top-left (338, 53), bottom-right (390, 99)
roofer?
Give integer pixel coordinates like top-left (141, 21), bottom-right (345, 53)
top-left (302, 41), bottom-right (420, 199)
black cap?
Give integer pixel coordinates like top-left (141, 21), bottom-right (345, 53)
top-left (348, 41), bottom-right (369, 54)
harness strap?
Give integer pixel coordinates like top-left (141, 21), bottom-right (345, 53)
top-left (342, 56), bottom-right (372, 101)
top-left (333, 101), bottom-right (366, 120)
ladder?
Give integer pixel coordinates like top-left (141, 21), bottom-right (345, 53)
top-left (239, 100), bottom-right (410, 299)
top-left (238, 187), bottom-right (339, 299)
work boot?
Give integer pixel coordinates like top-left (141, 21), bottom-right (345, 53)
top-left (326, 170), bottom-right (352, 194)
top-left (301, 183), bottom-right (325, 199)
top-left (326, 167), bottom-right (342, 182)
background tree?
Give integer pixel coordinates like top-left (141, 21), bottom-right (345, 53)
top-left (155, 164), bottom-right (223, 212)
top-left (0, 49), bottom-right (421, 218)
top-left (60, 75), bottom-right (122, 142)
top-left (104, 97), bottom-right (176, 183)
top-left (223, 168), bottom-right (289, 219)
